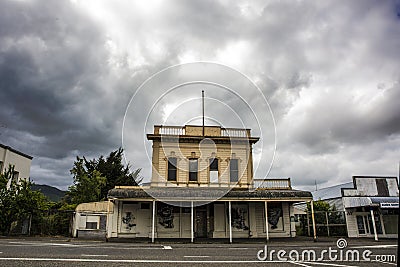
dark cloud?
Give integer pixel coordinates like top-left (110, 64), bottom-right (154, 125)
top-left (0, 0), bottom-right (399, 190)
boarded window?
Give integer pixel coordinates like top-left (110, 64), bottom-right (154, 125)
top-left (86, 222), bottom-right (98, 229)
top-left (141, 203), bottom-right (150, 209)
top-left (167, 157), bottom-right (177, 181)
top-left (189, 158), bottom-right (198, 182)
top-left (376, 179), bottom-right (389, 196)
top-left (99, 215), bottom-right (107, 230)
top-left (229, 159), bottom-right (239, 182)
top-left (267, 202), bottom-right (284, 231)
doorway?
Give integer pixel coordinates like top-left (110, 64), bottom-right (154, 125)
top-left (195, 210), bottom-right (207, 237)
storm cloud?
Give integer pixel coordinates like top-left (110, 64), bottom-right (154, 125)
top-left (0, 0), bottom-right (399, 190)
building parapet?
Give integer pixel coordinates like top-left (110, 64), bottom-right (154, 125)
top-left (253, 178), bottom-right (292, 190)
top-left (115, 178), bottom-right (292, 190)
top-left (154, 125), bottom-right (251, 138)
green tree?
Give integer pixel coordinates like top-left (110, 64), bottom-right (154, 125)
top-left (305, 200), bottom-right (347, 236)
top-left (0, 165), bottom-right (48, 235)
top-left (64, 148), bottom-right (141, 206)
top-left (89, 148), bottom-right (142, 198)
top-left (307, 200), bottom-right (331, 212)
top-left (0, 165), bottom-right (17, 235)
top-left (67, 159), bottom-right (106, 206)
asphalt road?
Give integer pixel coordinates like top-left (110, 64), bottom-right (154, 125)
top-left (0, 237), bottom-right (397, 266)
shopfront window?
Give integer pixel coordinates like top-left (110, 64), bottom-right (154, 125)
top-left (381, 209), bottom-right (398, 234)
top-left (356, 215), bottom-right (365, 234)
top-left (368, 214), bottom-right (383, 234)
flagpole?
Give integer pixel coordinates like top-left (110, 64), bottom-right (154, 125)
top-left (202, 90), bottom-right (205, 136)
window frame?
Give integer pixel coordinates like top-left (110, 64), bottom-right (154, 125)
top-left (85, 221), bottom-right (98, 230)
top-left (188, 158), bottom-right (198, 182)
top-left (209, 157), bottom-right (219, 183)
top-left (229, 158), bottom-right (239, 183)
top-left (167, 157), bottom-right (178, 181)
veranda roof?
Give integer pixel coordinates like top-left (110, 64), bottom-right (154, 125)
top-left (108, 187), bottom-right (312, 202)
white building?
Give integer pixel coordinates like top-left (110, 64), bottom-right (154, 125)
top-left (72, 201), bottom-right (111, 238)
top-left (313, 176), bottom-right (399, 239)
top-left (0, 143), bottom-right (32, 183)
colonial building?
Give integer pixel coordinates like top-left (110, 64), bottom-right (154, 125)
top-left (0, 143), bottom-right (32, 184)
top-left (102, 125), bottom-right (312, 242)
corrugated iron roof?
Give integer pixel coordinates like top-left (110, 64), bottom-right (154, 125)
top-left (312, 182), bottom-right (353, 200)
top-left (108, 187), bottom-right (312, 201)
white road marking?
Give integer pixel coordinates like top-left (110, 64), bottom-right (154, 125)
top-left (0, 257), bottom-right (285, 263)
top-left (351, 245), bottom-right (397, 249)
top-left (302, 262), bottom-right (360, 267)
top-left (376, 261), bottom-right (397, 266)
top-left (183, 256), bottom-right (210, 258)
top-left (81, 254), bottom-right (109, 257)
top-left (6, 242), bottom-right (166, 250)
top-left (290, 262), bottom-right (312, 267)
top-left (228, 247), bottom-right (249, 250)
top-left (163, 245), bottom-right (172, 250)
top-left (8, 241), bottom-right (79, 247)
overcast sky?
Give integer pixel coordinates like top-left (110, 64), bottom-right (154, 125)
top-left (1, 0), bottom-right (399, 191)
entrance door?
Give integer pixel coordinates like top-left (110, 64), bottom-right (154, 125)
top-left (196, 210), bottom-right (207, 237)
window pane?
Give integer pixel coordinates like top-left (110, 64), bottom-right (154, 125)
top-left (230, 159), bottom-right (238, 182)
top-left (209, 158), bottom-right (218, 171)
top-left (383, 214), bottom-right (398, 234)
top-left (209, 158), bottom-right (218, 183)
top-left (364, 216), bottom-right (369, 233)
top-left (86, 222), bottom-right (97, 229)
top-left (189, 159), bottom-right (197, 172)
top-left (189, 159), bottom-right (198, 181)
top-left (356, 216), bottom-right (365, 234)
top-left (167, 157), bottom-right (177, 181)
top-left (210, 171), bottom-right (218, 183)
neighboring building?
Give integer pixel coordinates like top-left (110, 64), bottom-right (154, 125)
top-left (311, 177), bottom-right (399, 239)
top-left (105, 125), bottom-right (312, 242)
top-left (312, 182), bottom-right (354, 211)
top-left (72, 201), bottom-right (112, 239)
top-left (0, 143), bottom-right (32, 184)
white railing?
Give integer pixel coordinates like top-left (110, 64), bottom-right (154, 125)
top-left (253, 178), bottom-right (292, 190)
top-left (221, 128), bottom-right (248, 137)
top-left (158, 126), bottom-right (185, 135)
top-left (155, 126), bottom-right (249, 137)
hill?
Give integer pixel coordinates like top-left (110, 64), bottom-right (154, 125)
top-left (31, 184), bottom-right (66, 202)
